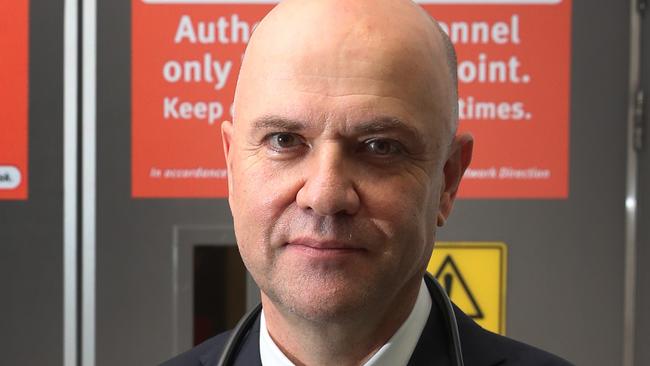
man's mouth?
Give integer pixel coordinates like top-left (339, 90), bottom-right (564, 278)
top-left (284, 237), bottom-right (367, 258)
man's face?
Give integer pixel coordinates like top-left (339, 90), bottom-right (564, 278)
top-left (223, 5), bottom-right (457, 321)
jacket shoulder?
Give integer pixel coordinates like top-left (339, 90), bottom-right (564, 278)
top-left (159, 331), bottom-right (231, 366)
top-left (455, 307), bottom-right (574, 366)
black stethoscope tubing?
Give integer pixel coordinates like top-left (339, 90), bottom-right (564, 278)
top-left (216, 273), bottom-right (464, 366)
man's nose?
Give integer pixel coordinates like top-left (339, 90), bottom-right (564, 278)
top-left (295, 144), bottom-right (361, 216)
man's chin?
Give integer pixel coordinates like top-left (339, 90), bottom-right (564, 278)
top-left (263, 284), bottom-right (373, 323)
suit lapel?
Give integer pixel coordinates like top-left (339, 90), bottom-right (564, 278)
top-left (413, 276), bottom-right (506, 366)
top-left (199, 317), bottom-right (262, 366)
top-left (453, 305), bottom-right (507, 366)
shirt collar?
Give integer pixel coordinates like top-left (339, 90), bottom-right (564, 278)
top-left (259, 311), bottom-right (294, 366)
top-left (259, 279), bottom-right (432, 366)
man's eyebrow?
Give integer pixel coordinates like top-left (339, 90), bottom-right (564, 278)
top-left (354, 118), bottom-right (425, 143)
top-left (251, 116), bottom-right (306, 131)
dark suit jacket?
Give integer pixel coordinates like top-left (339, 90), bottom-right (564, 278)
top-left (161, 277), bottom-right (573, 366)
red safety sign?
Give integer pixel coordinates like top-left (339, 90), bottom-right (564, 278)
top-left (0, 1), bottom-right (29, 200)
top-left (131, 0), bottom-right (571, 199)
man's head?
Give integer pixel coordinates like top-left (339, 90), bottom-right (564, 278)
top-left (222, 0), bottom-right (472, 323)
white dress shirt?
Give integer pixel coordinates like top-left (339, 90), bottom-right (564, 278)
top-left (259, 280), bottom-right (432, 366)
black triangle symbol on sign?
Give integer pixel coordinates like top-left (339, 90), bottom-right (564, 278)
top-left (434, 255), bottom-right (485, 319)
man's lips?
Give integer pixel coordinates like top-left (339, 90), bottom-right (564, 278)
top-left (284, 237), bottom-right (366, 258)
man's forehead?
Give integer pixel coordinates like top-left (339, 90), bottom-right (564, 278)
top-left (233, 0), bottom-right (454, 137)
top-left (240, 0), bottom-right (441, 73)
top-left (235, 72), bottom-right (436, 131)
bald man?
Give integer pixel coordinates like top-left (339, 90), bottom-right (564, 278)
top-left (162, 1), bottom-right (572, 365)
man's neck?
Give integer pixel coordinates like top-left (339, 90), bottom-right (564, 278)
top-left (260, 279), bottom-right (422, 366)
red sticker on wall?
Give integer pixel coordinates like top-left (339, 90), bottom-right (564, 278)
top-left (132, 0), bottom-right (570, 199)
top-left (423, 0), bottom-right (571, 198)
top-left (0, 1), bottom-right (29, 200)
top-left (132, 1), bottom-right (273, 198)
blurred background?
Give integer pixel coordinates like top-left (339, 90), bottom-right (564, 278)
top-left (0, 0), bottom-right (648, 365)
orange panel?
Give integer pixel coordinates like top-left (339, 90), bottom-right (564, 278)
top-left (0, 0), bottom-right (29, 200)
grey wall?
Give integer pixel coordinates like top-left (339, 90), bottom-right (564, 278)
top-left (634, 5), bottom-right (649, 366)
top-left (95, 3), bottom-right (233, 365)
top-left (0, 0), bottom-right (64, 364)
top-left (442, 1), bottom-right (630, 364)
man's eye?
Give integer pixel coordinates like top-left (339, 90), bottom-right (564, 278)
top-left (267, 133), bottom-right (304, 150)
top-left (365, 139), bottom-right (402, 156)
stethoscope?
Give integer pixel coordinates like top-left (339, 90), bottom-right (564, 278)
top-left (216, 272), bottom-right (464, 366)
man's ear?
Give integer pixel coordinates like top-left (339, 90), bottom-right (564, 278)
top-left (221, 120), bottom-right (235, 195)
top-left (437, 133), bottom-right (473, 227)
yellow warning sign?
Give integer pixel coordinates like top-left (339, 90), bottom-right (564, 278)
top-left (427, 242), bottom-right (507, 335)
